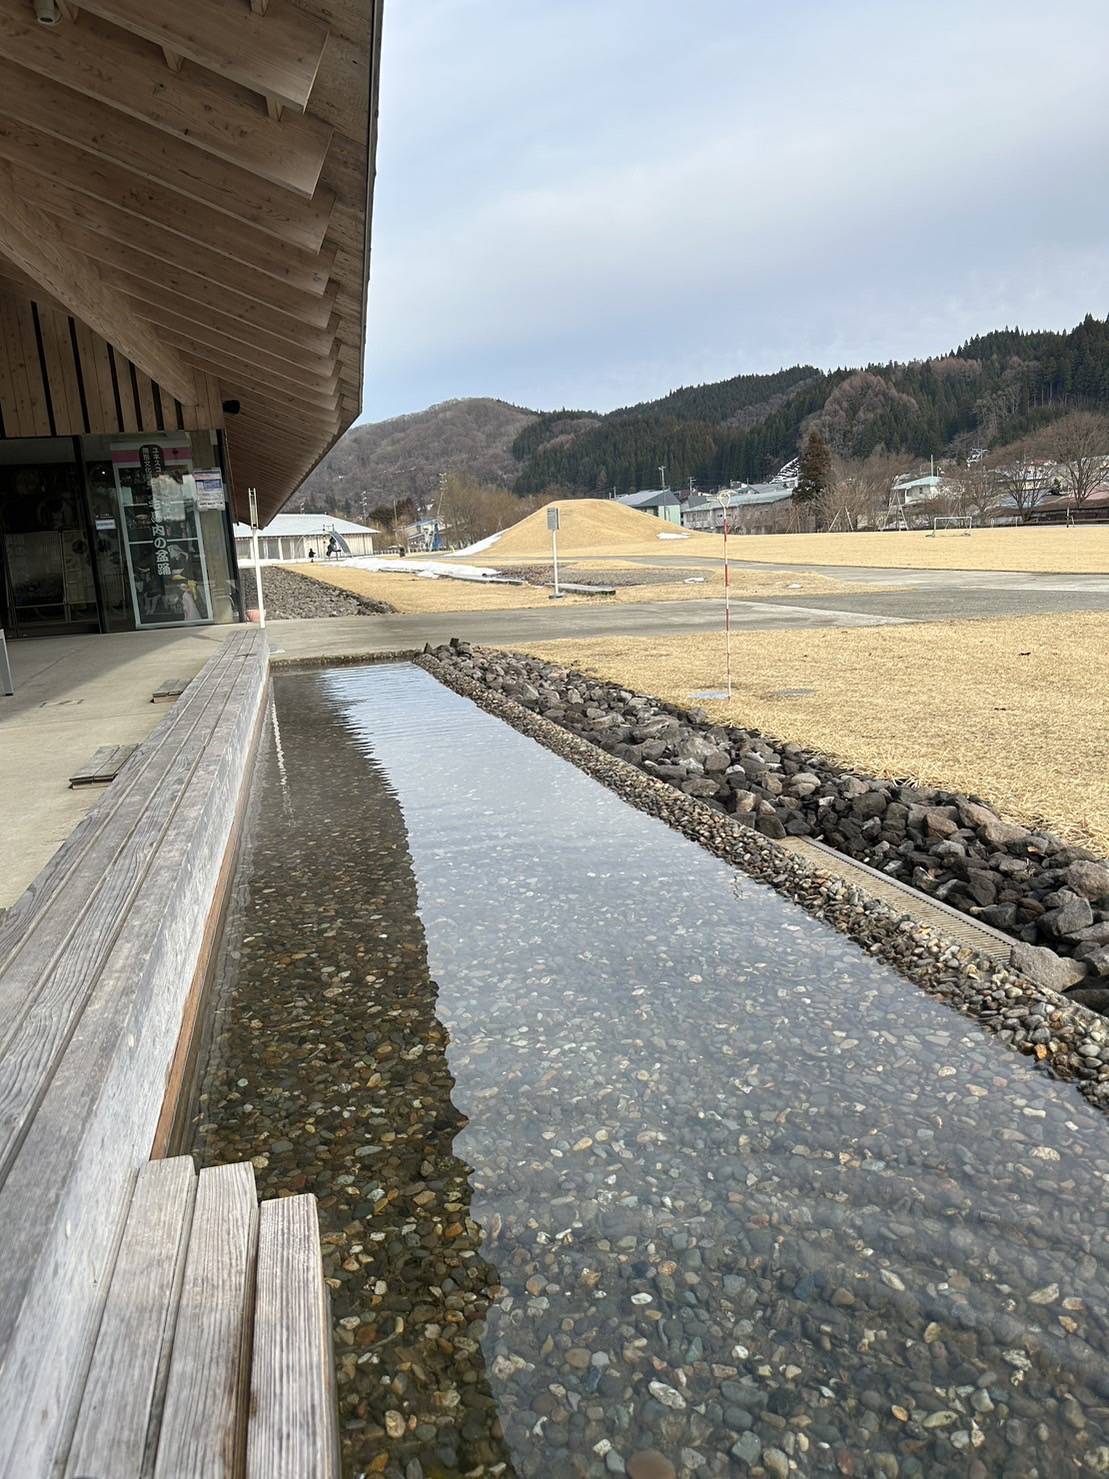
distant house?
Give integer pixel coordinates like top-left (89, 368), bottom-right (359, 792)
top-left (681, 481), bottom-right (793, 531)
top-left (615, 489), bottom-right (683, 524)
top-left (890, 473), bottom-right (949, 506)
top-left (234, 513), bottom-right (378, 565)
top-left (1027, 487), bottom-right (1109, 525)
top-left (405, 516), bottom-right (449, 551)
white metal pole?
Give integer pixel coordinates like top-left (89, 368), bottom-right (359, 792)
top-left (552, 523), bottom-right (561, 597)
top-left (248, 485), bottom-right (266, 628)
top-left (0, 628), bottom-right (13, 696)
top-left (720, 493), bottom-right (732, 699)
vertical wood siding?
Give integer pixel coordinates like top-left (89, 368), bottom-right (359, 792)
top-left (0, 290), bottom-right (223, 437)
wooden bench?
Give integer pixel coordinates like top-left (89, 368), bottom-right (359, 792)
top-left (0, 627), bottom-right (272, 1478)
top-left (66, 1159), bottom-right (338, 1479)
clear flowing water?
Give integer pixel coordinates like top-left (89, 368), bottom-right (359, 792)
top-left (193, 664), bottom-right (1109, 1479)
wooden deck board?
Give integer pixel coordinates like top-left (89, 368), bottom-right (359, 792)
top-left (151, 677), bottom-right (192, 704)
top-left (0, 631), bottom-right (268, 1479)
top-left (248, 1195), bottom-right (339, 1479)
top-left (0, 654), bottom-right (254, 1185)
top-left (65, 1157), bottom-right (197, 1479)
top-left (0, 630), bottom-right (254, 974)
top-left (68, 743), bottom-right (137, 786)
top-left (154, 1163), bottom-right (258, 1479)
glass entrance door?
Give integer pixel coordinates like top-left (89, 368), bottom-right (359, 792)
top-left (113, 442), bottom-right (213, 629)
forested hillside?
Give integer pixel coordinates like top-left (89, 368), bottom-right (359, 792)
top-left (289, 397), bottom-right (538, 515)
top-left (296, 315), bottom-right (1109, 512)
top-left (512, 316), bottom-right (1109, 494)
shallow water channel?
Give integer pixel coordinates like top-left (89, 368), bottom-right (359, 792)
top-left (192, 663), bottom-right (1109, 1479)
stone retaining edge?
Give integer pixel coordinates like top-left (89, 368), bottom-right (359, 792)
top-left (417, 652), bottom-right (1109, 1116)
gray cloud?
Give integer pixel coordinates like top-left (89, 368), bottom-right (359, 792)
top-left (362, 0), bottom-right (1109, 419)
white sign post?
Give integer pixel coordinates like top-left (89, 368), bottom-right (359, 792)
top-left (547, 505), bottom-right (562, 598)
top-left (248, 485), bottom-right (265, 628)
top-left (719, 491), bottom-right (732, 699)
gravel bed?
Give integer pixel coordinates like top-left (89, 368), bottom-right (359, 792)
top-left (511, 564), bottom-right (687, 589)
top-left (239, 564), bottom-right (396, 617)
top-left (420, 643), bottom-right (1109, 1115)
top-left (421, 644), bottom-right (1109, 1014)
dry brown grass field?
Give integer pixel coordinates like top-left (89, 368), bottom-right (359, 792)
top-left (452, 498), bottom-right (1109, 572)
top-left (289, 561), bottom-right (888, 613)
top-left (512, 613), bottom-right (1109, 854)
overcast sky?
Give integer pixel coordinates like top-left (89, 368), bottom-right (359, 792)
top-left (360, 0), bottom-right (1109, 423)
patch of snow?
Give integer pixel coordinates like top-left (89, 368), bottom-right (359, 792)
top-left (683, 577), bottom-right (705, 584)
top-left (451, 530), bottom-right (504, 556)
top-left (316, 555), bottom-right (502, 582)
top-left (657, 531), bottom-right (690, 540)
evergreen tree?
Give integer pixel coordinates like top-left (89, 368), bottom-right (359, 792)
top-left (793, 430), bottom-right (832, 512)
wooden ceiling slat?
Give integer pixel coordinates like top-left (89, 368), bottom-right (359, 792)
top-left (0, 167), bottom-right (197, 406)
top-left (298, 29), bottom-right (367, 140)
top-left (0, 2), bottom-right (332, 197)
top-left (136, 306), bottom-right (339, 398)
top-left (172, 347), bottom-right (341, 418)
top-left (0, 127), bottom-right (333, 297)
top-left (78, 0), bottom-right (329, 114)
top-left (121, 287), bottom-right (337, 377)
top-left (54, 224), bottom-right (337, 337)
top-left (0, 60), bottom-right (335, 255)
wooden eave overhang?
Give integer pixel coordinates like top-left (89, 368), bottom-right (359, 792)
top-left (0, 0), bottom-right (380, 522)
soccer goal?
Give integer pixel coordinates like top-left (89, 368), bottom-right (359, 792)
top-left (927, 515), bottom-right (974, 537)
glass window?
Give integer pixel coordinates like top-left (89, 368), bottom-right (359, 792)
top-left (81, 431), bottom-right (239, 629)
top-left (0, 437), bottom-right (98, 635)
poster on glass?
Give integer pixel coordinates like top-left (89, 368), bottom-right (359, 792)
top-left (113, 441), bottom-right (213, 628)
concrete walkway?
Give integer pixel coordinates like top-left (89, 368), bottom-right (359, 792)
top-left (0, 627), bottom-right (227, 906)
top-left (266, 596), bottom-right (904, 664)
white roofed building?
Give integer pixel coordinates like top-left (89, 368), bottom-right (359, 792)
top-left (234, 513), bottom-right (379, 566)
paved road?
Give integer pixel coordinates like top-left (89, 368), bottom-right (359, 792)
top-left (269, 563), bottom-right (1109, 659)
top-left (573, 552), bottom-right (1109, 592)
top-left (267, 597), bottom-right (905, 662)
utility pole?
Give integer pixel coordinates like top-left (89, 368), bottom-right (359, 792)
top-left (658, 464), bottom-right (667, 490)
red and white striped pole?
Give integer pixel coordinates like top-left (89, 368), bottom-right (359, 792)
top-left (720, 491), bottom-right (732, 699)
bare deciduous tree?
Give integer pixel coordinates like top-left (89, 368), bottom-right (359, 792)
top-left (1039, 411), bottom-right (1109, 505)
top-left (950, 461), bottom-right (996, 522)
top-left (987, 441), bottom-right (1052, 522)
top-left (828, 451), bottom-right (914, 526)
top-left (436, 474), bottom-right (541, 548)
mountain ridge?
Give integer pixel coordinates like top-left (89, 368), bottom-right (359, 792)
top-left (292, 315), bottom-right (1109, 515)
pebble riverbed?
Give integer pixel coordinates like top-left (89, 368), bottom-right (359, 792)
top-left (191, 663), bottom-right (1109, 1479)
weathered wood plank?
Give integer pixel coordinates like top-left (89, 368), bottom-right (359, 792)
top-left (64, 1157), bottom-right (197, 1479)
top-left (0, 630), bottom-right (253, 974)
top-left (154, 1162), bottom-right (258, 1479)
top-left (0, 665), bottom-right (246, 1184)
top-left (247, 1195), bottom-right (339, 1479)
top-left (0, 646), bottom-right (249, 1067)
top-left (151, 677), bottom-right (192, 704)
top-left (67, 745), bottom-right (118, 787)
top-left (66, 742), bottom-right (139, 786)
top-left (0, 640), bottom-right (268, 1479)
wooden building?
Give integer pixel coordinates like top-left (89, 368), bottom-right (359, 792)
top-left (0, 0), bottom-right (381, 635)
